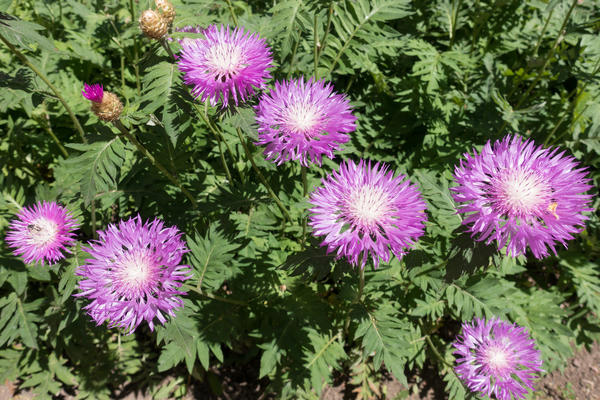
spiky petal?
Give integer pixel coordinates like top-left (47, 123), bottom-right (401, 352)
top-left (453, 318), bottom-right (543, 400)
top-left (255, 77), bottom-right (356, 167)
top-left (177, 24), bottom-right (273, 108)
top-left (5, 201), bottom-right (78, 265)
top-left (81, 83), bottom-right (104, 103)
top-left (75, 216), bottom-right (192, 334)
top-left (452, 134), bottom-right (593, 258)
top-left (308, 159), bottom-right (427, 268)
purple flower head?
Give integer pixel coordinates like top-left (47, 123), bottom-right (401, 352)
top-left (75, 216), bottom-right (192, 334)
top-left (6, 201), bottom-right (78, 265)
top-left (82, 83), bottom-right (104, 103)
top-left (452, 135), bottom-right (593, 259)
top-left (453, 318), bottom-right (543, 400)
top-left (177, 24), bottom-right (273, 108)
top-left (255, 77), bottom-right (356, 167)
top-left (309, 159), bottom-right (427, 268)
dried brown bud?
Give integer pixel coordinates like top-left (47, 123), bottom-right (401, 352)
top-left (139, 9), bottom-right (168, 40)
top-left (91, 92), bottom-right (123, 122)
top-left (155, 0), bottom-right (176, 25)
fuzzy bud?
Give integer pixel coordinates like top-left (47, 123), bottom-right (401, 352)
top-left (155, 0), bottom-right (176, 25)
top-left (91, 92), bottom-right (123, 122)
top-left (139, 9), bottom-right (168, 40)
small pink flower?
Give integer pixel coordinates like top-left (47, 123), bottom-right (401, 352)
top-left (81, 83), bottom-right (104, 103)
top-left (6, 201), bottom-right (78, 265)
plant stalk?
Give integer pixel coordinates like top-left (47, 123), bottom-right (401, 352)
top-left (301, 166), bottom-right (308, 247)
top-left (225, 0), bottom-right (239, 26)
top-left (313, 12), bottom-right (319, 79)
top-left (0, 33), bottom-right (87, 143)
top-left (161, 38), bottom-right (176, 60)
top-left (113, 120), bottom-right (198, 208)
top-left (235, 128), bottom-right (292, 221)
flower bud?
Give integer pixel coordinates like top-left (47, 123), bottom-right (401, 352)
top-left (139, 9), bottom-right (168, 40)
top-left (155, 0), bottom-right (176, 25)
top-left (82, 83), bottom-right (123, 122)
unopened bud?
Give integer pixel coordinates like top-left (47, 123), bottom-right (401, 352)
top-left (139, 9), bottom-right (168, 40)
top-left (155, 0), bottom-right (176, 25)
top-left (82, 84), bottom-right (123, 122)
top-left (91, 92), bottom-right (123, 122)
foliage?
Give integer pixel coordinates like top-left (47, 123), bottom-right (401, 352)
top-left (0, 0), bottom-right (599, 398)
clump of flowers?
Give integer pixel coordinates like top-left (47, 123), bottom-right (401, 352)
top-left (75, 216), bottom-right (191, 334)
top-left (81, 83), bottom-right (123, 122)
top-left (453, 317), bottom-right (543, 400)
top-left (255, 77), bottom-right (356, 166)
top-left (452, 134), bottom-right (593, 258)
top-left (308, 159), bottom-right (427, 268)
top-left (6, 201), bottom-right (78, 265)
top-left (177, 24), bottom-right (273, 107)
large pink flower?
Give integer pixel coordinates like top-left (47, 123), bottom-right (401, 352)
top-left (255, 77), bottom-right (356, 167)
top-left (309, 159), bottom-right (427, 268)
top-left (177, 24), bottom-right (273, 107)
top-left (452, 135), bottom-right (593, 258)
top-left (75, 216), bottom-right (191, 333)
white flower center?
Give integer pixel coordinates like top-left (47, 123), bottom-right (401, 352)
top-left (285, 102), bottom-right (319, 136)
top-left (28, 218), bottom-right (58, 247)
top-left (486, 346), bottom-right (509, 370)
top-left (347, 185), bottom-right (390, 227)
top-left (206, 42), bottom-right (244, 78)
top-left (496, 169), bottom-right (550, 216)
top-left (119, 253), bottom-right (153, 288)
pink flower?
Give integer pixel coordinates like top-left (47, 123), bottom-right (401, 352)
top-left (309, 159), bottom-right (427, 268)
top-left (452, 135), bottom-right (593, 258)
top-left (177, 24), bottom-right (273, 107)
top-left (255, 77), bottom-right (356, 166)
top-left (6, 201), bottom-right (78, 265)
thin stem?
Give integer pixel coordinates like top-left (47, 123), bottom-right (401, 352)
top-left (313, 12), bottom-right (319, 79)
top-left (496, 0), bottom-right (579, 136)
top-left (187, 286), bottom-right (247, 306)
top-left (356, 267), bottom-right (365, 304)
top-left (36, 114), bottom-right (69, 158)
top-left (91, 199), bottom-right (97, 239)
top-left (113, 120), bottom-right (198, 208)
top-left (0, 33), bottom-right (87, 143)
top-left (301, 166), bottom-right (308, 247)
top-left (161, 38), bottom-right (176, 61)
top-left (425, 334), bottom-right (454, 370)
top-left (449, 0), bottom-right (462, 48)
top-left (129, 0), bottom-right (141, 96)
top-left (287, 34), bottom-right (301, 78)
top-left (319, 3), bottom-right (334, 57)
top-left (192, 102), bottom-right (241, 184)
top-left (533, 9), bottom-right (555, 57)
top-left (224, 0), bottom-right (239, 26)
top-left (236, 128), bottom-right (292, 221)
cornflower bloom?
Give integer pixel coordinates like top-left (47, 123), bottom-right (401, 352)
top-left (255, 77), bottom-right (356, 166)
top-left (81, 83), bottom-right (123, 122)
top-left (309, 159), bottom-right (427, 268)
top-left (75, 216), bottom-right (191, 334)
top-left (452, 135), bottom-right (593, 258)
top-left (453, 318), bottom-right (543, 400)
top-left (178, 24), bottom-right (273, 107)
top-left (6, 201), bottom-right (78, 265)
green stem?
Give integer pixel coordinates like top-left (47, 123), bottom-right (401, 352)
top-left (533, 8), bottom-right (555, 57)
top-left (313, 12), bottom-right (319, 79)
top-left (425, 334), bottom-right (454, 370)
top-left (318, 3), bottom-right (334, 57)
top-left (113, 120), bottom-right (198, 209)
top-left (356, 267), bottom-right (365, 304)
top-left (36, 114), bottom-right (69, 158)
top-left (187, 286), bottom-right (247, 306)
top-left (301, 166), bottom-right (308, 246)
top-left (161, 38), bottom-right (176, 60)
top-left (496, 0), bottom-right (579, 136)
top-left (225, 0), bottom-right (239, 26)
top-left (129, 0), bottom-right (141, 96)
top-left (287, 34), bottom-right (301, 78)
top-left (449, 0), bottom-right (462, 48)
top-left (192, 102), bottom-right (242, 184)
top-left (0, 33), bottom-right (87, 143)
top-left (236, 128), bottom-right (292, 221)
top-left (91, 199), bottom-right (97, 239)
